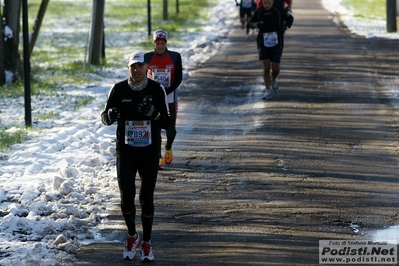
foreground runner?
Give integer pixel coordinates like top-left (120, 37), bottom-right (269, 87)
top-left (145, 29), bottom-right (183, 169)
top-left (101, 51), bottom-right (170, 263)
top-left (250, 0), bottom-right (293, 99)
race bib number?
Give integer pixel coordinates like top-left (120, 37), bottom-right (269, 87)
top-left (153, 68), bottom-right (171, 88)
top-left (263, 32), bottom-right (278, 47)
top-left (125, 120), bottom-right (152, 147)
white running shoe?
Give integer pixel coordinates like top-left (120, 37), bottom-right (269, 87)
top-left (140, 242), bottom-right (155, 263)
top-left (262, 89), bottom-right (272, 100)
top-left (123, 233), bottom-right (141, 261)
top-left (272, 79), bottom-right (279, 93)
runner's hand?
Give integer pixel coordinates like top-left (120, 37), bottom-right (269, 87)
top-left (108, 108), bottom-right (120, 123)
top-left (256, 22), bottom-right (264, 29)
top-left (137, 101), bottom-right (158, 119)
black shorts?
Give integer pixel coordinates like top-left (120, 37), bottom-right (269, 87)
top-left (259, 46), bottom-right (283, 63)
top-left (240, 7), bottom-right (252, 18)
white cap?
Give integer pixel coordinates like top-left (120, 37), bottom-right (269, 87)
top-left (153, 29), bottom-right (168, 42)
top-left (127, 51), bottom-right (145, 66)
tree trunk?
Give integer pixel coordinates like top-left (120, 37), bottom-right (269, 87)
top-left (30, 0), bottom-right (50, 57)
top-left (3, 0), bottom-right (21, 83)
top-left (147, 0), bottom-right (151, 36)
top-left (387, 0), bottom-right (397, 32)
top-left (0, 13), bottom-right (5, 85)
top-left (163, 0), bottom-right (168, 20)
top-left (89, 0), bottom-right (105, 65)
top-left (22, 0), bottom-right (32, 127)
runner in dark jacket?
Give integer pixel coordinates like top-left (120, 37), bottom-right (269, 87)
top-left (250, 0), bottom-right (293, 100)
top-left (101, 51), bottom-right (170, 263)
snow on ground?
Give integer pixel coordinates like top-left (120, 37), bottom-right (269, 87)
top-left (321, 0), bottom-right (399, 40)
top-left (0, 1), bottom-right (398, 265)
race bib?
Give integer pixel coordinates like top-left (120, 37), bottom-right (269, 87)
top-left (263, 32), bottom-right (278, 47)
top-left (153, 68), bottom-right (171, 88)
top-left (125, 120), bottom-right (152, 147)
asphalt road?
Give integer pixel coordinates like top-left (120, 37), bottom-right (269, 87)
top-left (76, 0), bottom-right (399, 265)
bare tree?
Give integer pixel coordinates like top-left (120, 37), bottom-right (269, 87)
top-left (89, 0), bottom-right (105, 65)
top-left (2, 0), bottom-right (21, 84)
top-left (30, 0), bottom-right (50, 57)
top-left (0, 12), bottom-right (5, 85)
top-left (387, 0), bottom-right (397, 32)
top-left (163, 0), bottom-right (168, 20)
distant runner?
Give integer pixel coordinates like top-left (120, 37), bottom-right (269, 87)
top-left (250, 0), bottom-right (293, 99)
top-left (145, 29), bottom-right (183, 169)
top-left (235, 0), bottom-right (257, 38)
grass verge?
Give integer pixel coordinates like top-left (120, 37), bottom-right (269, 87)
top-left (0, 128), bottom-right (29, 156)
top-left (341, 0), bottom-right (385, 20)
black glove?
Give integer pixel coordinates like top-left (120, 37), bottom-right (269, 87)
top-left (137, 101), bottom-right (158, 119)
top-left (286, 14), bottom-right (294, 28)
top-left (108, 108), bottom-right (120, 123)
top-left (256, 22), bottom-right (264, 29)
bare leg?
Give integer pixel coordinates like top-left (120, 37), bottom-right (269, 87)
top-left (246, 16), bottom-right (252, 35)
top-left (240, 17), bottom-right (245, 29)
top-left (262, 59), bottom-right (271, 89)
top-left (271, 61), bottom-right (280, 80)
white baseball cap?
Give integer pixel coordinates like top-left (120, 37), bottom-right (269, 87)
top-left (127, 51), bottom-right (146, 66)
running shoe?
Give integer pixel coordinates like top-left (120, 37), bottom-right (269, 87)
top-left (164, 148), bottom-right (173, 164)
top-left (123, 234), bottom-right (141, 261)
top-left (140, 242), bottom-right (155, 263)
top-left (159, 157), bottom-right (165, 169)
top-left (262, 89), bottom-right (272, 100)
top-left (272, 79), bottom-right (279, 93)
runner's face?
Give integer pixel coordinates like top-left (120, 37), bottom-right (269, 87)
top-left (154, 39), bottom-right (167, 54)
top-left (262, 0), bottom-right (273, 10)
top-left (128, 63), bottom-right (148, 84)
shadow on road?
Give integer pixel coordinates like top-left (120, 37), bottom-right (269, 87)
top-left (76, 0), bottom-right (399, 265)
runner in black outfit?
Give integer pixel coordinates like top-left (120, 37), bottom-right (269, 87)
top-left (101, 51), bottom-right (170, 263)
top-left (250, 0), bottom-right (293, 100)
